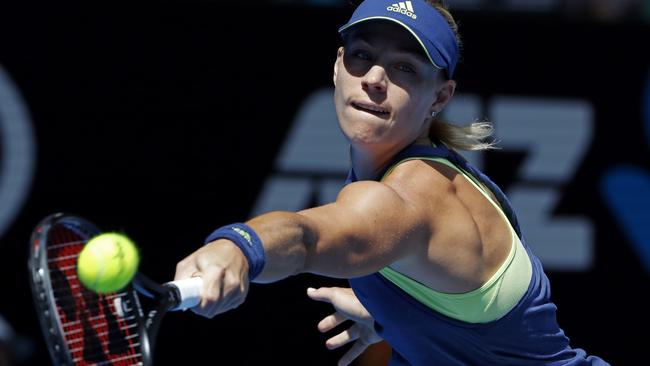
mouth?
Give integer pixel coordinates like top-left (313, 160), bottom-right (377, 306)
top-left (351, 101), bottom-right (390, 117)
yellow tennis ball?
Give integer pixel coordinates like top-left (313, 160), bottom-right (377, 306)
top-left (77, 233), bottom-right (140, 293)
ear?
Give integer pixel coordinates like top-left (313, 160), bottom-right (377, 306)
top-left (333, 47), bottom-right (344, 86)
top-left (431, 79), bottom-right (457, 114)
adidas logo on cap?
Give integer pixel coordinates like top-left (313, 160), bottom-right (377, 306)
top-left (387, 1), bottom-right (417, 20)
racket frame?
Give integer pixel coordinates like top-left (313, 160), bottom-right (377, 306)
top-left (28, 213), bottom-right (152, 366)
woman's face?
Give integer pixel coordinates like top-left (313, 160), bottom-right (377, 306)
top-left (333, 21), bottom-right (445, 150)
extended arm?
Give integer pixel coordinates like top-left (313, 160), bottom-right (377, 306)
top-left (174, 179), bottom-right (430, 317)
top-left (252, 180), bottom-right (429, 281)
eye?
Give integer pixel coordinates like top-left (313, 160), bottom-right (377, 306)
top-left (395, 63), bottom-right (416, 73)
top-left (352, 50), bottom-right (371, 61)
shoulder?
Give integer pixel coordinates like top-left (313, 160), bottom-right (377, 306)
top-left (380, 158), bottom-right (477, 242)
top-left (336, 158), bottom-right (464, 229)
top-left (337, 179), bottom-right (408, 213)
top-left (381, 158), bottom-right (458, 205)
top-left (339, 159), bottom-right (454, 206)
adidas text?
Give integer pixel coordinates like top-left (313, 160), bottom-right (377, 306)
top-left (387, 2), bottom-right (417, 20)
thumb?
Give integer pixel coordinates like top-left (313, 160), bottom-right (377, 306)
top-left (174, 256), bottom-right (200, 282)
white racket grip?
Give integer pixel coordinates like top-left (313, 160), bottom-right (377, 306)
top-left (167, 277), bottom-right (203, 311)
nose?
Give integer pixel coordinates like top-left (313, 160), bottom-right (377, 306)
top-left (362, 65), bottom-right (387, 93)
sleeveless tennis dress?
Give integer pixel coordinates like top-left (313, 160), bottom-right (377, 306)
top-left (346, 143), bottom-right (609, 365)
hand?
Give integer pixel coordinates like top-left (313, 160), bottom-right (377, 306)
top-left (174, 239), bottom-right (250, 318)
top-left (307, 287), bottom-right (382, 366)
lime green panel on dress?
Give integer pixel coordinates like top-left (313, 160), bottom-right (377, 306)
top-left (378, 156), bottom-right (533, 324)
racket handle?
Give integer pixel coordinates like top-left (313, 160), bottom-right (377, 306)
top-left (166, 277), bottom-right (203, 311)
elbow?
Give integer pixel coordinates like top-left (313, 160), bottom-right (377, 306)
top-left (293, 219), bottom-right (319, 275)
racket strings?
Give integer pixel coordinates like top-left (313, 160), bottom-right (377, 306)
top-left (73, 351), bottom-right (144, 365)
top-left (46, 225), bottom-right (144, 365)
top-left (52, 291), bottom-right (129, 312)
top-left (47, 239), bottom-right (88, 250)
top-left (46, 251), bottom-right (85, 262)
top-left (60, 313), bottom-right (138, 334)
top-left (62, 314), bottom-right (141, 363)
top-left (68, 327), bottom-right (141, 357)
top-left (67, 325), bottom-right (140, 348)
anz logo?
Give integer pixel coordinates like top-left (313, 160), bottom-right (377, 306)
top-left (252, 87), bottom-right (600, 271)
top-left (0, 64), bottom-right (36, 240)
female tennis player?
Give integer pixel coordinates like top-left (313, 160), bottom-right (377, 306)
top-left (174, 0), bottom-right (609, 364)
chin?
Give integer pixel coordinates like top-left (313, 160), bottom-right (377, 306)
top-left (339, 119), bottom-right (387, 146)
top-left (349, 131), bottom-right (397, 151)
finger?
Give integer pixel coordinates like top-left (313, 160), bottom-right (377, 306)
top-left (189, 267), bottom-right (225, 318)
top-left (317, 311), bottom-right (347, 333)
top-left (220, 270), bottom-right (248, 311)
top-left (325, 324), bottom-right (361, 350)
top-left (307, 287), bottom-right (339, 304)
top-left (338, 339), bottom-right (370, 366)
top-left (309, 287), bottom-right (372, 326)
top-left (307, 287), bottom-right (332, 303)
top-left (203, 268), bottom-right (225, 301)
top-left (174, 255), bottom-right (199, 281)
top-left (191, 300), bottom-right (220, 318)
top-left (190, 304), bottom-right (210, 318)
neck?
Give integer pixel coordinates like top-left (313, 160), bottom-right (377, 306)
top-left (350, 136), bottom-right (432, 181)
top-left (350, 145), bottom-right (393, 181)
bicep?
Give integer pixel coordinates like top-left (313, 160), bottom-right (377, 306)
top-left (297, 181), bottom-right (430, 278)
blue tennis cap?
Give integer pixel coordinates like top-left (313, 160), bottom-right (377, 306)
top-left (339, 0), bottom-right (459, 78)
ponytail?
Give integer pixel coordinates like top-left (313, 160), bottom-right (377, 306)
top-left (426, 0), bottom-right (497, 151)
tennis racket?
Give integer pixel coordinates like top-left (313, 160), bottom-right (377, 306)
top-left (28, 213), bottom-right (203, 366)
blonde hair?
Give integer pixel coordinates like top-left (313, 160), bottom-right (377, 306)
top-left (426, 0), bottom-right (498, 151)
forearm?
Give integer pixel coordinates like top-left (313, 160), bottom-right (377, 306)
top-left (246, 211), bottom-right (316, 283)
top-left (206, 181), bottom-right (423, 283)
top-left (175, 210), bottom-right (321, 318)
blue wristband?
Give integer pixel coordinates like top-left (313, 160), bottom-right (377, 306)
top-left (204, 223), bottom-right (266, 280)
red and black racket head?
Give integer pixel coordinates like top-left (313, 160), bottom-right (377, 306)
top-left (28, 213), bottom-right (150, 366)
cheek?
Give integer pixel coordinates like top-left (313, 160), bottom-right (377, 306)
top-left (393, 92), bottom-right (426, 121)
top-left (391, 93), bottom-right (432, 134)
top-left (405, 87), bottom-right (435, 119)
top-left (333, 72), bottom-right (358, 121)
top-left (333, 70), bottom-right (349, 101)
top-left (333, 84), bottom-right (347, 119)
